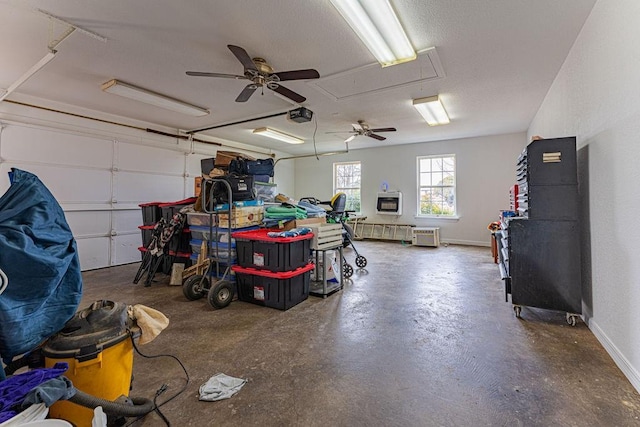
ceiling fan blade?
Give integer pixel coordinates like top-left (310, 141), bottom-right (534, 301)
top-left (227, 45), bottom-right (258, 72)
top-left (236, 84), bottom-right (257, 102)
top-left (325, 131), bottom-right (356, 134)
top-left (270, 84), bottom-right (306, 103)
top-left (368, 133), bottom-right (387, 141)
top-left (344, 135), bottom-right (357, 143)
top-left (369, 127), bottom-right (396, 133)
top-left (186, 71), bottom-right (246, 79)
top-left (273, 69), bottom-right (320, 81)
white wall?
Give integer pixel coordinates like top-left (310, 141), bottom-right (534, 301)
top-left (0, 98), bottom-right (293, 270)
top-left (293, 132), bottom-right (526, 246)
top-left (528, 0), bottom-right (640, 392)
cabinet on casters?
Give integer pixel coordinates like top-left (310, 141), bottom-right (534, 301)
top-left (497, 136), bottom-right (582, 325)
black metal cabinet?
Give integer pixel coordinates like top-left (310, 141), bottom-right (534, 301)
top-left (499, 137), bottom-right (581, 322)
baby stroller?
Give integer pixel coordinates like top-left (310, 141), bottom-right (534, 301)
top-left (300, 193), bottom-right (367, 278)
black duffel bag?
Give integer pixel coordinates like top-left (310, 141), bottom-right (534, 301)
top-left (202, 174), bottom-right (255, 210)
top-left (229, 158), bottom-right (274, 177)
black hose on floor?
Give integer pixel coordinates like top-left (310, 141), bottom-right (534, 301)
top-left (68, 389), bottom-right (154, 417)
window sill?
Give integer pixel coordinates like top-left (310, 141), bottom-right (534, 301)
top-left (415, 215), bottom-right (460, 221)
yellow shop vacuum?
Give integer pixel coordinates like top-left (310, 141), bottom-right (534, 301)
top-left (43, 300), bottom-right (152, 426)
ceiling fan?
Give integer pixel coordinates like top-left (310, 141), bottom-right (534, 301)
top-left (186, 45), bottom-right (320, 103)
top-left (327, 120), bottom-right (397, 143)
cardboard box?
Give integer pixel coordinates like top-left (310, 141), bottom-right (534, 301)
top-left (214, 151), bottom-right (255, 170)
top-left (194, 176), bottom-right (203, 197)
top-left (187, 206), bottom-right (264, 228)
top-left (282, 217), bottom-right (326, 231)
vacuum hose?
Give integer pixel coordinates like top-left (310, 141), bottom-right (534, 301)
top-left (69, 389), bottom-right (154, 417)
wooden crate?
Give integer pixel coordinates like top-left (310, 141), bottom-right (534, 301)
top-left (310, 223), bottom-right (343, 250)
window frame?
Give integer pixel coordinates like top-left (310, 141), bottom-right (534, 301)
top-left (416, 154), bottom-right (457, 218)
top-left (333, 161), bottom-right (362, 214)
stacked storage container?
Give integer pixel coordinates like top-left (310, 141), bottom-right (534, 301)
top-left (138, 198), bottom-right (195, 274)
top-left (159, 199), bottom-right (195, 273)
top-left (186, 203), bottom-right (265, 283)
top-left (231, 229), bottom-right (314, 310)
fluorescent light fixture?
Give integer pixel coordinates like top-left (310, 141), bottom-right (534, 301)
top-left (413, 95), bottom-right (450, 126)
top-left (253, 127), bottom-right (304, 144)
top-left (0, 50), bottom-right (57, 102)
top-left (330, 0), bottom-right (416, 67)
top-left (101, 79), bottom-right (209, 117)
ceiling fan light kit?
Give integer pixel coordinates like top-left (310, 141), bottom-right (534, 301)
top-left (413, 95), bottom-right (450, 126)
top-left (101, 79), bottom-right (209, 116)
top-left (330, 0), bottom-right (416, 67)
top-left (253, 127), bottom-right (305, 144)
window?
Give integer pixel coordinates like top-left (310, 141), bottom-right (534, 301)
top-left (417, 155), bottom-right (456, 217)
top-left (334, 161), bottom-right (361, 212)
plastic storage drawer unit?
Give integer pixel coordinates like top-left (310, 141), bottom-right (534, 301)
top-left (231, 263), bottom-right (314, 310)
top-left (232, 229), bottom-right (313, 272)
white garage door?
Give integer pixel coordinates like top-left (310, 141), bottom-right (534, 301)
top-left (0, 122), bottom-right (206, 270)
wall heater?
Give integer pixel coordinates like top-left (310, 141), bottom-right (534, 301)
top-left (411, 227), bottom-right (440, 247)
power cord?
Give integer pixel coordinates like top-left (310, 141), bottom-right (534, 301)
top-left (312, 114), bottom-right (319, 160)
top-left (124, 334), bottom-right (190, 427)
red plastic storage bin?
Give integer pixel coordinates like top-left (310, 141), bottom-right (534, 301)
top-left (231, 263), bottom-right (314, 310)
top-left (232, 229), bottom-right (313, 272)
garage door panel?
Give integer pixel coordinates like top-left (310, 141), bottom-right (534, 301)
top-left (113, 209), bottom-right (143, 231)
top-left (3, 126), bottom-right (112, 168)
top-left (114, 172), bottom-right (184, 203)
top-left (0, 163), bottom-right (111, 203)
top-left (187, 154), bottom-right (212, 177)
top-left (76, 237), bottom-right (110, 271)
top-left (112, 234), bottom-right (142, 266)
top-left (66, 211), bottom-right (111, 237)
top-left (118, 142), bottom-right (184, 175)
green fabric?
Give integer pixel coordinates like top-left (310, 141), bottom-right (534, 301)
top-left (265, 204), bottom-right (307, 219)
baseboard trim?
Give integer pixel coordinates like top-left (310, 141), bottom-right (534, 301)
top-left (589, 319), bottom-right (640, 394)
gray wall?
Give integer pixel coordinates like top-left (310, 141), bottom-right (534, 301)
top-left (528, 0), bottom-right (640, 392)
top-left (293, 132), bottom-right (526, 246)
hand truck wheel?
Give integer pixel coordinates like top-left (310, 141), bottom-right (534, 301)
top-left (208, 280), bottom-right (234, 309)
top-left (183, 275), bottom-right (208, 301)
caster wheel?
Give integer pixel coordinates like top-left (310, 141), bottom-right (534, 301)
top-left (355, 255), bottom-right (367, 268)
top-left (566, 313), bottom-right (577, 326)
top-left (208, 280), bottom-right (234, 309)
top-left (183, 275), bottom-right (208, 301)
top-left (513, 305), bottom-right (522, 318)
top-left (343, 263), bottom-right (353, 278)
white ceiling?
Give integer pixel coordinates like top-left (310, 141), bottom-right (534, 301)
top-left (0, 0), bottom-right (596, 156)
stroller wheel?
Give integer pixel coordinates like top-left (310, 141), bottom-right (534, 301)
top-left (208, 280), bottom-right (234, 309)
top-left (343, 263), bottom-right (353, 278)
top-left (355, 255), bottom-right (367, 268)
top-left (183, 275), bottom-right (208, 301)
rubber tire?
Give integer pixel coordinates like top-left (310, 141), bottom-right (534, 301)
top-left (343, 263), bottom-right (353, 278)
top-left (183, 275), bottom-right (208, 301)
top-left (355, 255), bottom-right (367, 268)
top-left (208, 280), bottom-right (234, 309)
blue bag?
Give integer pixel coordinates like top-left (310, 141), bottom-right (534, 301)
top-left (0, 169), bottom-right (82, 362)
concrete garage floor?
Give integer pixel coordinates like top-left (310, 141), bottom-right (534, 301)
top-left (79, 241), bottom-right (640, 426)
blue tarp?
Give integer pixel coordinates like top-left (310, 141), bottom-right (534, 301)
top-left (0, 169), bottom-right (82, 363)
